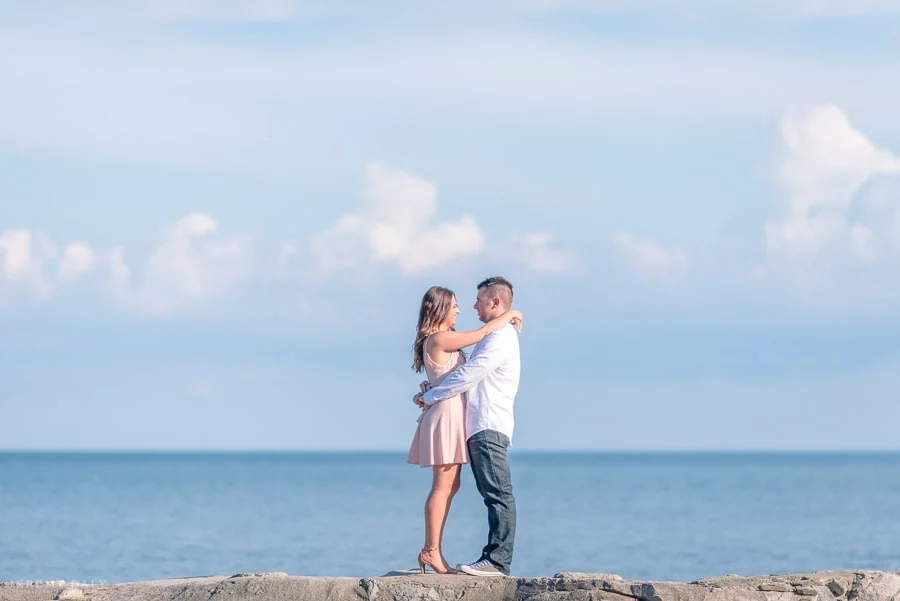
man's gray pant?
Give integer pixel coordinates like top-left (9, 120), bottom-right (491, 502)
top-left (467, 429), bottom-right (517, 575)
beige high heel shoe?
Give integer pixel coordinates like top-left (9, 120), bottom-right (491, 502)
top-left (417, 547), bottom-right (451, 574)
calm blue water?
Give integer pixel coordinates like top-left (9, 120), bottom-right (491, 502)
top-left (2, 452), bottom-right (900, 583)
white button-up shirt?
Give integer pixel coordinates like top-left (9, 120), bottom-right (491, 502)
top-left (422, 323), bottom-right (521, 441)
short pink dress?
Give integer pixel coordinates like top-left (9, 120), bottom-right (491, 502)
top-left (407, 349), bottom-right (468, 467)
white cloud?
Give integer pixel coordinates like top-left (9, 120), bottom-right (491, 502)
top-left (764, 105), bottom-right (900, 283)
top-left (115, 213), bottom-right (254, 316)
top-left (614, 233), bottom-right (687, 279)
top-left (0, 163), bottom-right (570, 314)
top-left (0, 220), bottom-right (251, 312)
top-left (312, 163), bottom-right (484, 275)
top-left (508, 232), bottom-right (575, 273)
top-left (562, 104), bottom-right (900, 309)
top-left (58, 243), bottom-right (97, 282)
top-left (0, 230), bottom-right (39, 279)
top-left (776, 105), bottom-right (900, 220)
top-left (0, 229), bottom-right (54, 298)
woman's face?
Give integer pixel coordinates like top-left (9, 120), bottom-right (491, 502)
top-left (443, 296), bottom-right (460, 329)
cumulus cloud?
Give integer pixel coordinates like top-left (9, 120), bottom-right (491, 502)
top-left (58, 243), bottom-right (97, 282)
top-left (0, 230), bottom-right (41, 279)
top-left (508, 232), bottom-right (574, 273)
top-left (764, 105), bottom-right (900, 285)
top-left (0, 221), bottom-right (244, 313)
top-left (614, 234), bottom-right (687, 280)
top-left (114, 213), bottom-right (254, 316)
top-left (0, 229), bottom-right (56, 298)
top-left (312, 163), bottom-right (484, 275)
top-left (610, 105), bottom-right (900, 305)
top-left (0, 167), bottom-right (574, 314)
top-left (0, 205), bottom-right (570, 315)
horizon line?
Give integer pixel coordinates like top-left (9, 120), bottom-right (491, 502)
top-left (3, 448), bottom-right (900, 454)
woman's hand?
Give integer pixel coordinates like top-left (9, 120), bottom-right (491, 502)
top-left (505, 309), bottom-right (523, 332)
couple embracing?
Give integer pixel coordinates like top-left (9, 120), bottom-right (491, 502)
top-left (408, 276), bottom-right (522, 577)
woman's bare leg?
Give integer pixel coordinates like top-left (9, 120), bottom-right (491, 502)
top-left (438, 467), bottom-right (461, 565)
top-left (420, 464), bottom-right (461, 573)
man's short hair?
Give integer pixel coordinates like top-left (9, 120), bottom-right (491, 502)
top-left (477, 276), bottom-right (514, 308)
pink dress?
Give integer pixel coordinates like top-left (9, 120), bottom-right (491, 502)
top-left (407, 349), bottom-right (468, 467)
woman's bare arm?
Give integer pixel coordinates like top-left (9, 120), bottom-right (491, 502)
top-left (428, 310), bottom-right (523, 354)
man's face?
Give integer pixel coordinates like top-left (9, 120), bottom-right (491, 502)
top-left (473, 288), bottom-right (496, 323)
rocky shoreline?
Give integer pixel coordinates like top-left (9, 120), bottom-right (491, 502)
top-left (1, 570), bottom-right (898, 601)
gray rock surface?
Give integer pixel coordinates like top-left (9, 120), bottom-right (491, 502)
top-left (0, 570), bottom-right (897, 601)
top-left (53, 588), bottom-right (84, 601)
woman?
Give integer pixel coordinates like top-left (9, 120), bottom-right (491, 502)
top-left (407, 285), bottom-right (522, 574)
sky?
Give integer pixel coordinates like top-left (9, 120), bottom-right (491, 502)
top-left (2, 1), bottom-right (900, 451)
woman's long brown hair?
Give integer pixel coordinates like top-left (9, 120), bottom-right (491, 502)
top-left (412, 286), bottom-right (455, 373)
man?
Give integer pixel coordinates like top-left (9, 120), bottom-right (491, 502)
top-left (413, 276), bottom-right (521, 577)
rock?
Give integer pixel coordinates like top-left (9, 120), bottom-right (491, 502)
top-left (847, 571), bottom-right (900, 601)
top-left (380, 570), bottom-right (421, 577)
top-left (553, 573), bottom-right (623, 581)
top-left (759, 583), bottom-right (792, 592)
top-left (632, 582), bottom-right (665, 601)
top-left (0, 570), bottom-right (897, 601)
top-left (827, 580), bottom-right (847, 597)
top-left (361, 578), bottom-right (378, 601)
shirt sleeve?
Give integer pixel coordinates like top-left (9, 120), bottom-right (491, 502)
top-left (422, 332), bottom-right (506, 406)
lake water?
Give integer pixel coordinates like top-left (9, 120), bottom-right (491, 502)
top-left (2, 452), bottom-right (899, 583)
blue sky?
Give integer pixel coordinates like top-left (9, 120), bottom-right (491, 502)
top-left (2, 1), bottom-right (900, 450)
